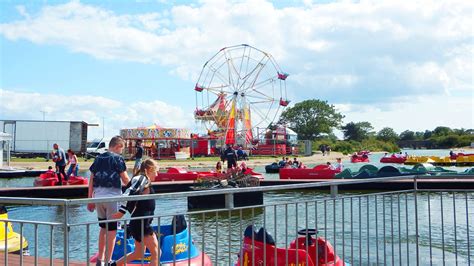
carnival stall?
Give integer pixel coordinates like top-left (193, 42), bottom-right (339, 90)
top-left (120, 125), bottom-right (191, 159)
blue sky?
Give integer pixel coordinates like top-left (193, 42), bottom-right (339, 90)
top-left (1, 0), bottom-right (472, 139)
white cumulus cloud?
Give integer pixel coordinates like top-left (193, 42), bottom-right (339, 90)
top-left (0, 89), bottom-right (194, 139)
top-left (0, 0), bottom-right (472, 134)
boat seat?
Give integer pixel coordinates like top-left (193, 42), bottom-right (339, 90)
top-left (171, 215), bottom-right (187, 234)
top-left (243, 225), bottom-right (275, 245)
top-left (256, 227), bottom-right (275, 245)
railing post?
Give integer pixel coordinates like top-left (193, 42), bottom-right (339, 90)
top-left (330, 185), bottom-right (338, 198)
top-left (225, 193), bottom-right (234, 209)
top-left (414, 175), bottom-right (419, 265)
top-left (63, 201), bottom-right (69, 266)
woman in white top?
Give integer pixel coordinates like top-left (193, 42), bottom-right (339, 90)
top-left (66, 149), bottom-right (79, 177)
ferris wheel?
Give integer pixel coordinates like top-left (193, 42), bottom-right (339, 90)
top-left (194, 44), bottom-right (290, 145)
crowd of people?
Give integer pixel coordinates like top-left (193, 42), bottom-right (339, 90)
top-left (326, 158), bottom-right (344, 171)
top-left (54, 139), bottom-right (347, 265)
top-left (277, 157), bottom-right (306, 169)
top-left (383, 151), bottom-right (408, 158)
top-left (216, 145), bottom-right (251, 175)
top-left (320, 144), bottom-right (331, 156)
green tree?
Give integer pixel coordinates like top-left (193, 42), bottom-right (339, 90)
top-left (423, 130), bottom-right (432, 139)
top-left (279, 99), bottom-right (344, 140)
top-left (376, 127), bottom-right (399, 142)
top-left (415, 131), bottom-right (424, 140)
top-left (399, 130), bottom-right (415, 141)
top-left (341, 121), bottom-right (374, 142)
top-left (433, 126), bottom-right (453, 136)
top-left (453, 128), bottom-right (467, 135)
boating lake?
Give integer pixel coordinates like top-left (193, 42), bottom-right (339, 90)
top-left (1, 149), bottom-right (473, 264)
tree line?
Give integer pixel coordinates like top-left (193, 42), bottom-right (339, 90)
top-left (278, 99), bottom-right (473, 154)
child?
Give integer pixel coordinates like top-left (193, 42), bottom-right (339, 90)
top-left (216, 161), bottom-right (223, 173)
top-left (240, 161), bottom-right (248, 174)
top-left (66, 149), bottom-right (79, 177)
top-left (334, 158), bottom-right (344, 171)
top-left (87, 136), bottom-right (130, 266)
top-left (111, 159), bottom-right (159, 266)
top-left (46, 166), bottom-right (54, 174)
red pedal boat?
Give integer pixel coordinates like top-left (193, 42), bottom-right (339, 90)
top-left (279, 165), bottom-right (341, 179)
top-left (236, 226), bottom-right (347, 266)
top-left (155, 167), bottom-right (263, 182)
top-left (380, 156), bottom-right (406, 164)
top-left (34, 171), bottom-right (88, 186)
top-left (350, 154), bottom-right (369, 163)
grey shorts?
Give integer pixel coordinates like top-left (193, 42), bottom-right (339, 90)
top-left (96, 201), bottom-right (118, 220)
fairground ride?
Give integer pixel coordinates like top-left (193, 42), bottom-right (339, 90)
top-left (194, 44), bottom-right (290, 147)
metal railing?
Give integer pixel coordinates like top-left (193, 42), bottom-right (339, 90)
top-left (0, 176), bottom-right (472, 265)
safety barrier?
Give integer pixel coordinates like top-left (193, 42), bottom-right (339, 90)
top-left (0, 176), bottom-right (472, 265)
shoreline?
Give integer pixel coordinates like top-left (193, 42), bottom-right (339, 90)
top-left (9, 152), bottom-right (345, 171)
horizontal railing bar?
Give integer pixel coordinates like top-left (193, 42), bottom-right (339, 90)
top-left (416, 175), bottom-right (474, 180)
top-left (417, 189), bottom-right (474, 192)
top-left (0, 218), bottom-right (62, 226)
top-left (0, 197), bottom-right (67, 205)
top-left (68, 176), bottom-right (416, 205)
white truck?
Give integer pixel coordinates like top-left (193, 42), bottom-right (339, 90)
top-left (86, 138), bottom-right (110, 158)
top-left (0, 120), bottom-right (90, 158)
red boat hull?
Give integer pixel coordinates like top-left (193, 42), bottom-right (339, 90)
top-left (155, 167), bottom-right (263, 182)
top-left (237, 236), bottom-right (345, 266)
top-left (380, 157), bottom-right (406, 164)
top-left (279, 165), bottom-right (340, 179)
top-left (351, 156), bottom-right (369, 163)
top-left (34, 172), bottom-right (88, 186)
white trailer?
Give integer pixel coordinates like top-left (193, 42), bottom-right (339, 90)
top-left (0, 120), bottom-right (90, 158)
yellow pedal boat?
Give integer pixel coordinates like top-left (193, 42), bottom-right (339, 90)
top-left (0, 207), bottom-right (29, 254)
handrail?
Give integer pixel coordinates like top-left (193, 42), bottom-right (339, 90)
top-left (0, 175), bottom-right (417, 206)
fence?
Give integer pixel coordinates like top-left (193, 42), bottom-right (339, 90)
top-left (0, 176), bottom-right (472, 265)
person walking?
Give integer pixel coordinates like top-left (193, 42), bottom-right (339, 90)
top-left (53, 143), bottom-right (67, 185)
top-left (111, 159), bottom-right (159, 266)
top-left (87, 136), bottom-right (130, 266)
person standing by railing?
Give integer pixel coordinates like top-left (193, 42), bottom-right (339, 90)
top-left (87, 136), bottom-right (130, 266)
top-left (111, 158), bottom-right (159, 266)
